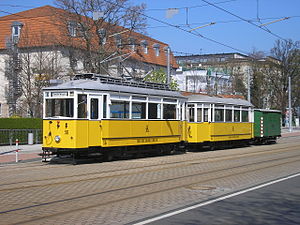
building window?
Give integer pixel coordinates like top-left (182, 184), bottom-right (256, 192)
top-left (11, 21), bottom-right (23, 42)
top-left (68, 21), bottom-right (78, 37)
top-left (141, 40), bottom-right (148, 54)
top-left (129, 38), bottom-right (136, 51)
top-left (97, 28), bottom-right (107, 45)
top-left (115, 34), bottom-right (122, 48)
top-left (153, 44), bottom-right (160, 57)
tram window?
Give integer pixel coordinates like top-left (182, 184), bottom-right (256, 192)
top-left (78, 94), bottom-right (87, 118)
top-left (215, 109), bottom-right (224, 122)
top-left (90, 98), bottom-right (99, 119)
top-left (103, 95), bottom-right (107, 118)
top-left (204, 108), bottom-right (209, 122)
top-left (148, 103), bottom-right (161, 119)
top-left (46, 99), bottom-right (74, 117)
top-left (242, 110), bottom-right (249, 122)
top-left (234, 110), bottom-right (240, 122)
top-left (110, 101), bottom-right (129, 119)
top-left (188, 107), bottom-right (194, 122)
top-left (197, 108), bottom-right (202, 122)
top-left (163, 104), bottom-right (176, 119)
top-left (132, 102), bottom-right (146, 119)
top-left (226, 109), bottom-right (232, 122)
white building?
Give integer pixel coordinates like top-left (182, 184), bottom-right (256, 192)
top-left (173, 67), bottom-right (232, 94)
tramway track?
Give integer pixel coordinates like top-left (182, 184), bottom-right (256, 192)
top-left (1, 153), bottom-right (300, 224)
top-left (0, 143), bottom-right (299, 191)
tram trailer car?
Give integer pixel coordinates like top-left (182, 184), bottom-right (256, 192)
top-left (185, 94), bottom-right (254, 150)
top-left (42, 74), bottom-right (187, 161)
top-left (254, 109), bottom-right (281, 144)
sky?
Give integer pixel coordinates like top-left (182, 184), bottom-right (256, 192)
top-left (1, 0), bottom-right (299, 56)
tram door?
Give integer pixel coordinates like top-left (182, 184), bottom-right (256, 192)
top-left (88, 95), bottom-right (104, 146)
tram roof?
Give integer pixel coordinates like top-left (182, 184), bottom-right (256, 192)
top-left (43, 79), bottom-right (186, 99)
top-left (187, 94), bottom-right (253, 107)
top-left (254, 109), bottom-right (281, 113)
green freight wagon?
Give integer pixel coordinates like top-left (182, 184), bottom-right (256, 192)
top-left (254, 109), bottom-right (281, 144)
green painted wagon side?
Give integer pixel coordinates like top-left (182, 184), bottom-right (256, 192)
top-left (254, 109), bottom-right (281, 140)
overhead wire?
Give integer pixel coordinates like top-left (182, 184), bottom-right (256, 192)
top-left (144, 0), bottom-right (237, 11)
top-left (147, 16), bottom-right (299, 29)
top-left (102, 0), bottom-right (252, 55)
top-left (1, 1), bottom-right (296, 56)
top-left (200, 0), bottom-right (287, 42)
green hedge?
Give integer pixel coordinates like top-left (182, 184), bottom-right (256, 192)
top-left (0, 118), bottom-right (42, 129)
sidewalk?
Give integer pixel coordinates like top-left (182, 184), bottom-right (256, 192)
top-left (0, 144), bottom-right (42, 164)
top-left (281, 127), bottom-right (300, 137)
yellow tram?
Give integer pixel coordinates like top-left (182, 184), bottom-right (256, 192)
top-left (42, 74), bottom-right (187, 160)
top-left (185, 94), bottom-right (254, 150)
top-left (42, 73), bottom-right (256, 162)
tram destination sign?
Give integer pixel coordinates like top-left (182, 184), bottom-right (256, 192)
top-left (51, 92), bottom-right (68, 97)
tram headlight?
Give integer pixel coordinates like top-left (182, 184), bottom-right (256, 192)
top-left (54, 135), bottom-right (61, 143)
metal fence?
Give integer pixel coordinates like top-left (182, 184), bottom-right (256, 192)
top-left (0, 129), bottom-right (42, 146)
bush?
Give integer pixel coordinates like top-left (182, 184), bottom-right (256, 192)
top-left (0, 118), bottom-right (42, 129)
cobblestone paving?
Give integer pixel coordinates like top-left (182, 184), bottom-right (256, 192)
top-left (0, 137), bottom-right (299, 225)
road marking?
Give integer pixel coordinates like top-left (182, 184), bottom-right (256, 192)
top-left (133, 172), bottom-right (300, 225)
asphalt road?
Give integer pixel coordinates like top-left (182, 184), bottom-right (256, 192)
top-left (141, 174), bottom-right (300, 225)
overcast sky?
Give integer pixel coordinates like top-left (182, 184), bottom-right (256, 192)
top-left (1, 0), bottom-right (299, 56)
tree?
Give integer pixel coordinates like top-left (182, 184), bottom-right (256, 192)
top-left (54, 0), bottom-right (147, 75)
top-left (249, 50), bottom-right (270, 108)
top-left (17, 31), bottom-right (64, 118)
top-left (230, 66), bottom-right (247, 96)
top-left (144, 68), bottom-right (179, 90)
top-left (270, 39), bottom-right (300, 117)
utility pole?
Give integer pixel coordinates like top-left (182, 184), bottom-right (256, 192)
top-left (247, 68), bottom-right (251, 102)
top-left (166, 46), bottom-right (171, 85)
top-left (288, 76), bottom-right (292, 132)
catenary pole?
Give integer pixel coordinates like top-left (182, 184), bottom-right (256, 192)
top-left (288, 76), bottom-right (292, 132)
top-left (247, 68), bottom-right (251, 102)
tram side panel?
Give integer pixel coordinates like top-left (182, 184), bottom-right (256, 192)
top-left (187, 122), bottom-right (253, 144)
top-left (101, 120), bottom-right (182, 148)
top-left (211, 122), bottom-right (253, 142)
